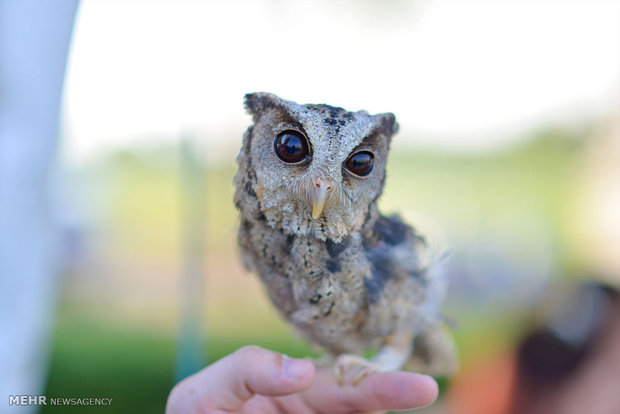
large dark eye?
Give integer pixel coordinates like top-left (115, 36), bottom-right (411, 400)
top-left (344, 151), bottom-right (374, 177)
top-left (274, 130), bottom-right (309, 163)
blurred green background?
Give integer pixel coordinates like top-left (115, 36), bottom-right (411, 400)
top-left (42, 121), bottom-right (612, 413)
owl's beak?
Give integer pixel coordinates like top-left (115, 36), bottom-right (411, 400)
top-left (311, 179), bottom-right (333, 219)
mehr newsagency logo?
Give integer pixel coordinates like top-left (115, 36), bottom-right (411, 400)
top-left (9, 395), bottom-right (112, 407)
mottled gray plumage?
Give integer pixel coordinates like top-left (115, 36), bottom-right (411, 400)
top-left (234, 92), bottom-right (456, 381)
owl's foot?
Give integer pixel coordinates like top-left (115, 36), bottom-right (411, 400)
top-left (333, 354), bottom-right (378, 387)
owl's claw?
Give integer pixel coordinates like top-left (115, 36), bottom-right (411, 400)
top-left (334, 354), bottom-right (378, 387)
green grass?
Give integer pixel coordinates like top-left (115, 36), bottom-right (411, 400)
top-left (42, 312), bottom-right (175, 413)
top-left (42, 306), bottom-right (315, 414)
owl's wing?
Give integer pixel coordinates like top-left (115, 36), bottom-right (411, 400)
top-left (363, 214), bottom-right (440, 302)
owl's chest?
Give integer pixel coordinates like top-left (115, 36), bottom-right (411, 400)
top-left (243, 223), bottom-right (370, 333)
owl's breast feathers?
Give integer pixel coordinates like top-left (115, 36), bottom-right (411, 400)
top-left (237, 206), bottom-right (443, 353)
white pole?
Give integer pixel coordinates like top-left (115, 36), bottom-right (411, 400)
top-left (0, 0), bottom-right (78, 411)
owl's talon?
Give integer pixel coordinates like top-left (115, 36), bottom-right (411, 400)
top-left (334, 354), bottom-right (378, 387)
top-left (352, 364), bottom-right (375, 386)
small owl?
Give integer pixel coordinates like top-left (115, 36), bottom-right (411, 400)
top-left (234, 92), bottom-right (456, 384)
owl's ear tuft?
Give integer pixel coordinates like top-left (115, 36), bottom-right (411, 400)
top-left (244, 92), bottom-right (283, 120)
top-left (376, 112), bottom-right (399, 140)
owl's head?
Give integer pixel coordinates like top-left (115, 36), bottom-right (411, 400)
top-left (236, 92), bottom-right (398, 242)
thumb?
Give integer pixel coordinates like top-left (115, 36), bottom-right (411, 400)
top-left (166, 346), bottom-right (315, 413)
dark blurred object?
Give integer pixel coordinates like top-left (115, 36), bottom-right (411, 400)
top-left (516, 283), bottom-right (614, 383)
top-left (511, 282), bottom-right (618, 414)
top-left (445, 280), bottom-right (620, 414)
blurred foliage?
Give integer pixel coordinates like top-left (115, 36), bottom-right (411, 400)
top-left (44, 127), bottom-right (589, 412)
top-left (42, 301), bottom-right (314, 413)
top-left (42, 305), bottom-right (175, 413)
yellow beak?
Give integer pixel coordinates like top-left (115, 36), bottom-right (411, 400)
top-left (311, 187), bottom-right (328, 219)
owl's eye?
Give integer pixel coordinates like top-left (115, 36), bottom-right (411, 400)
top-left (344, 151), bottom-right (374, 177)
top-left (274, 130), bottom-right (309, 163)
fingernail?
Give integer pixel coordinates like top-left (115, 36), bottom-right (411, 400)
top-left (282, 355), bottom-right (310, 380)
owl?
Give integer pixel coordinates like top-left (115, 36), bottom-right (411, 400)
top-left (234, 92), bottom-right (456, 385)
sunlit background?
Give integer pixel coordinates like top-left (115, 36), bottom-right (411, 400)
top-left (2, 0), bottom-right (619, 413)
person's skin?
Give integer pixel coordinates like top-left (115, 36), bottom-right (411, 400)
top-left (166, 345), bottom-right (439, 414)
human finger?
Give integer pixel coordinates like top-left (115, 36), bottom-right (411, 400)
top-left (166, 345), bottom-right (315, 413)
top-left (301, 367), bottom-right (438, 413)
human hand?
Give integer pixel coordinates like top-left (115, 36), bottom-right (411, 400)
top-left (166, 345), bottom-right (438, 414)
